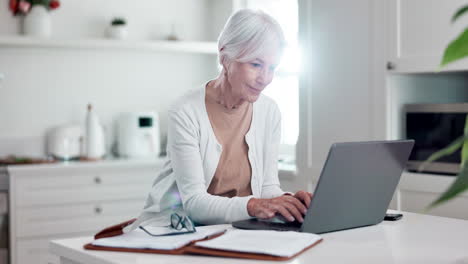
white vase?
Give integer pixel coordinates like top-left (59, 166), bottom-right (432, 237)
top-left (85, 104), bottom-right (106, 159)
top-left (23, 5), bottom-right (51, 38)
top-left (105, 25), bottom-right (128, 40)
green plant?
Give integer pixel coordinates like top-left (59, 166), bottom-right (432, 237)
top-left (111, 17), bottom-right (126, 26)
top-left (421, 5), bottom-right (468, 209)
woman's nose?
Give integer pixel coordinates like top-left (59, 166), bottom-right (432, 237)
top-left (256, 68), bottom-right (271, 85)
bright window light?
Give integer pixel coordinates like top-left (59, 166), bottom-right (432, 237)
top-left (244, 0), bottom-right (300, 153)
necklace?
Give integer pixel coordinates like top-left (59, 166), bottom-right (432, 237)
top-left (216, 99), bottom-right (240, 110)
top-left (207, 80), bottom-right (243, 110)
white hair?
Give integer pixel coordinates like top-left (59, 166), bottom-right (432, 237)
top-left (217, 9), bottom-right (286, 69)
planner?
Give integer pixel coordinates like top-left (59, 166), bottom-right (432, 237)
top-left (84, 219), bottom-right (323, 261)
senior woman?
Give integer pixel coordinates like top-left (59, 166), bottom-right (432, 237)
top-left (126, 9), bottom-right (311, 232)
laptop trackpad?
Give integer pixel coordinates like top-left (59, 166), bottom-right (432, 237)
top-left (232, 218), bottom-right (302, 232)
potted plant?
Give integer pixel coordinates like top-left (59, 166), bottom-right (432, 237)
top-left (420, 5), bottom-right (468, 209)
top-left (9, 0), bottom-right (61, 37)
top-left (105, 17), bottom-right (128, 40)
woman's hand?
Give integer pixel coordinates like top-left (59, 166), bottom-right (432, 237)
top-left (247, 195), bottom-right (308, 223)
top-left (293, 190), bottom-right (313, 208)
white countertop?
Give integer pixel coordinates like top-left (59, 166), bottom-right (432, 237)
top-left (6, 157), bottom-right (166, 172)
top-left (50, 210), bottom-right (468, 264)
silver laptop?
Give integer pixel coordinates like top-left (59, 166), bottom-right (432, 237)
top-left (232, 140), bottom-right (415, 234)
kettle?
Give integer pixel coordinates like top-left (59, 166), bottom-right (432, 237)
top-left (117, 111), bottom-right (160, 158)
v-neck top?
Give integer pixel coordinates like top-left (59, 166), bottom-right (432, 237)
top-left (205, 87), bottom-right (253, 198)
top-left (125, 84), bottom-right (285, 228)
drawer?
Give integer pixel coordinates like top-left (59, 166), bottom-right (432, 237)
top-left (16, 233), bottom-right (89, 264)
top-left (16, 199), bottom-right (143, 238)
top-left (13, 168), bottom-right (156, 207)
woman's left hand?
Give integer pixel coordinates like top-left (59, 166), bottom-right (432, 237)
top-left (293, 190), bottom-right (313, 208)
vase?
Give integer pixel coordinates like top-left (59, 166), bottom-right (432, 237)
top-left (23, 5), bottom-right (51, 38)
top-left (105, 25), bottom-right (128, 40)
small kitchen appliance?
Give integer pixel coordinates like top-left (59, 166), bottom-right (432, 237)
top-left (117, 112), bottom-right (160, 158)
top-left (46, 125), bottom-right (83, 160)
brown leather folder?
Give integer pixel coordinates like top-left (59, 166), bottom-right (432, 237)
top-left (84, 219), bottom-right (323, 261)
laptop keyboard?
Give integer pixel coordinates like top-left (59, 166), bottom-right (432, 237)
top-left (254, 219), bottom-right (302, 231)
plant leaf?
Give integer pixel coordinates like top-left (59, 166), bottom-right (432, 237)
top-left (452, 5), bottom-right (468, 23)
top-left (440, 28), bottom-right (468, 67)
top-left (418, 135), bottom-right (466, 172)
top-left (426, 165), bottom-right (468, 210)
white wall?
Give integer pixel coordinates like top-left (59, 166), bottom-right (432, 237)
top-left (0, 0), bottom-right (226, 156)
top-left (294, 0), bottom-right (385, 191)
top-left (0, 0), bottom-right (215, 41)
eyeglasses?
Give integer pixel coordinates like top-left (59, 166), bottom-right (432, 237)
top-left (171, 213), bottom-right (196, 232)
top-left (140, 213), bottom-right (196, 236)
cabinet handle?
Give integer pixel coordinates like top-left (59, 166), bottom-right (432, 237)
top-left (94, 176), bottom-right (101, 184)
top-left (94, 206), bottom-right (103, 214)
top-left (386, 61), bottom-right (395, 70)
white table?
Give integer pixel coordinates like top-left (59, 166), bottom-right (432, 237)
top-left (50, 211), bottom-right (468, 264)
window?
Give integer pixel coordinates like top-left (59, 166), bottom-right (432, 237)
top-left (237, 0), bottom-right (300, 160)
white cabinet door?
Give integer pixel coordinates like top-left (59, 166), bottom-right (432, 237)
top-left (16, 199), bottom-right (143, 237)
top-left (13, 168), bottom-right (154, 207)
top-left (398, 172), bottom-right (468, 220)
top-left (9, 161), bottom-right (163, 264)
top-left (387, 0), bottom-right (468, 73)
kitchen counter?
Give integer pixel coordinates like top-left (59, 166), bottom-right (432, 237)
top-left (7, 157), bottom-right (166, 173)
top-left (8, 159), bottom-right (166, 264)
top-left (50, 210), bottom-right (468, 264)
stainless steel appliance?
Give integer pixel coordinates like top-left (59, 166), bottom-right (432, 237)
top-left (405, 103), bottom-right (468, 174)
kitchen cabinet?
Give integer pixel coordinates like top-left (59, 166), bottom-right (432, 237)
top-left (299, 0), bottom-right (468, 218)
top-left (387, 0), bottom-right (468, 73)
top-left (398, 171), bottom-right (468, 220)
top-left (8, 159), bottom-right (164, 264)
top-left (385, 0), bottom-right (468, 217)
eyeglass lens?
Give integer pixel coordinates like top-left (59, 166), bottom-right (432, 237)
top-left (171, 213), bottom-right (184, 230)
top-left (170, 213), bottom-right (195, 232)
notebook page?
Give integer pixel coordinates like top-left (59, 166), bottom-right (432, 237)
top-left (92, 225), bottom-right (227, 250)
top-left (194, 229), bottom-right (322, 257)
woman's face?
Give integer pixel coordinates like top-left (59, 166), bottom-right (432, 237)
top-left (225, 48), bottom-right (281, 103)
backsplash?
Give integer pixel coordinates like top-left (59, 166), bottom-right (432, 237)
top-left (0, 0), bottom-right (225, 157)
top-left (0, 50), bottom-right (217, 157)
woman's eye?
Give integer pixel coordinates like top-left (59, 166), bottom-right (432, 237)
top-left (250, 63), bottom-right (262, 68)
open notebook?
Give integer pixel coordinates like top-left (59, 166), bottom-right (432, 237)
top-left (84, 219), bottom-right (323, 261)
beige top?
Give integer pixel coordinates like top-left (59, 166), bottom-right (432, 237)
top-left (205, 85), bottom-right (253, 198)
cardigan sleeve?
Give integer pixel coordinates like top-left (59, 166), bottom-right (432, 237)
top-left (167, 107), bottom-right (253, 224)
top-left (260, 102), bottom-right (286, 198)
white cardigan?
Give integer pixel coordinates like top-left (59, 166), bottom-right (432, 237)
top-left (126, 85), bottom-right (284, 230)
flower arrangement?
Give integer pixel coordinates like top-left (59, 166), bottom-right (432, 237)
top-left (9, 0), bottom-right (60, 16)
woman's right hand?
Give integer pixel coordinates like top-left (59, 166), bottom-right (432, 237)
top-left (247, 196), bottom-right (308, 223)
